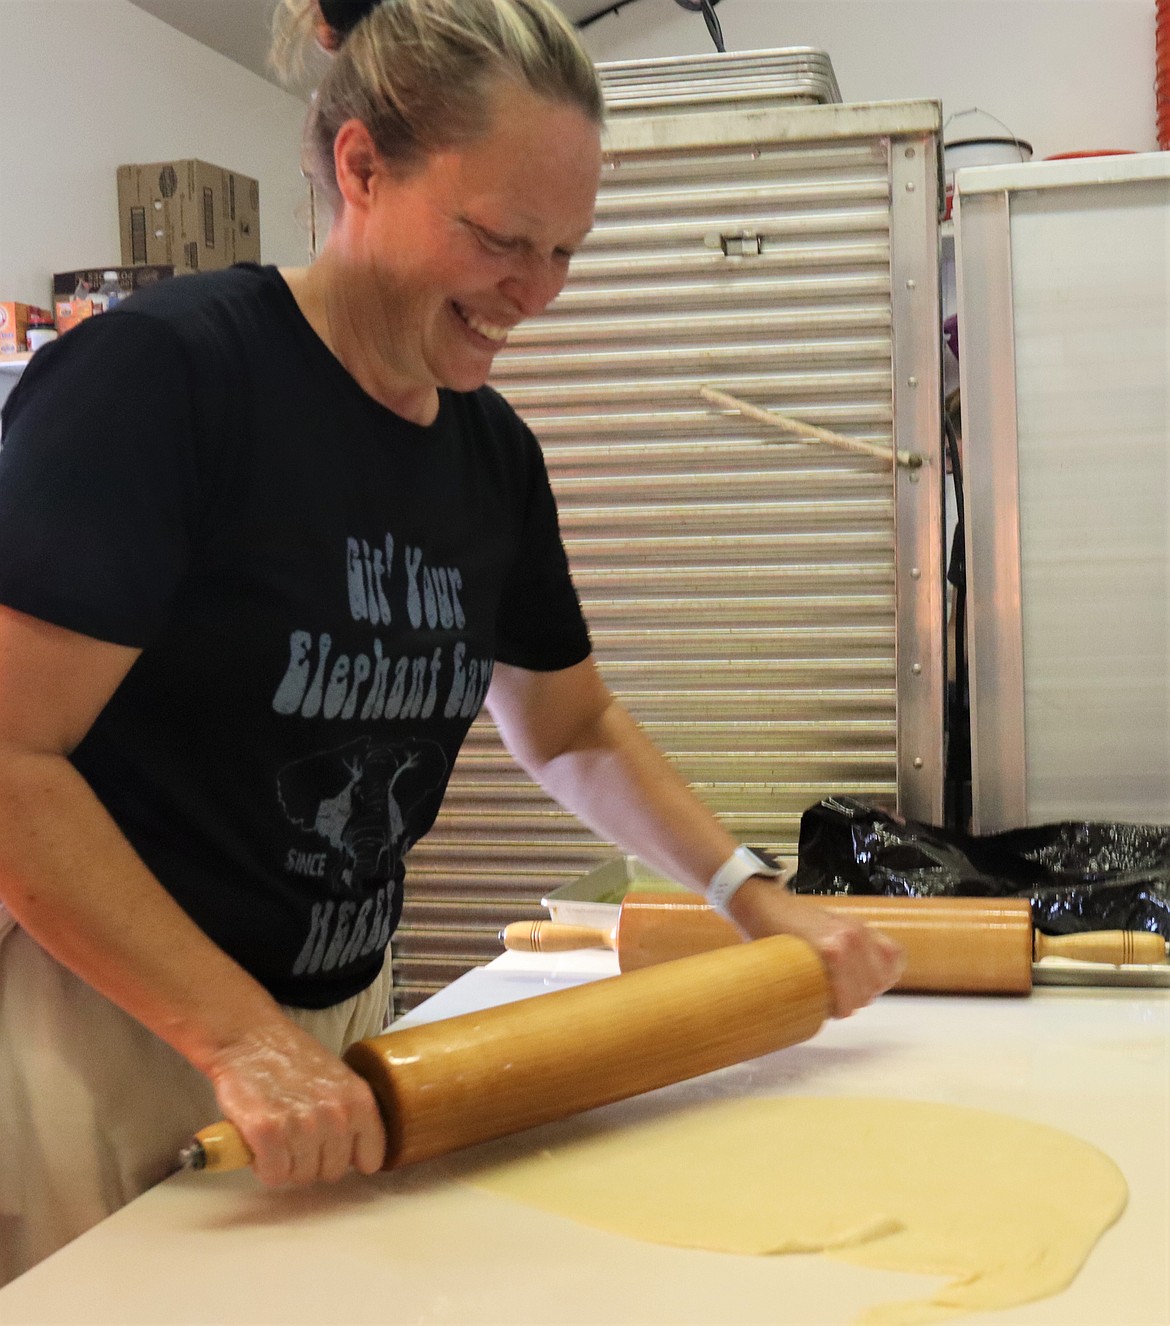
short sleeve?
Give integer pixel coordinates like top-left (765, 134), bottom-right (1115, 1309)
top-left (493, 423), bottom-right (591, 672)
top-left (0, 312), bottom-right (203, 646)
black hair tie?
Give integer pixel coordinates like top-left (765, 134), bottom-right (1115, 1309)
top-left (318, 0), bottom-right (381, 39)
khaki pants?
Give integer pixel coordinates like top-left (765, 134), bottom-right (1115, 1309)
top-left (0, 915), bottom-right (393, 1287)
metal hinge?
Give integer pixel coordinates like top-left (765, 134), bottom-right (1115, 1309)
top-left (705, 229), bottom-right (764, 257)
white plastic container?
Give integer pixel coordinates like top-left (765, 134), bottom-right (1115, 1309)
top-left (91, 270), bottom-right (123, 313)
top-left (944, 136), bottom-right (1033, 215)
top-left (26, 327), bottom-right (57, 351)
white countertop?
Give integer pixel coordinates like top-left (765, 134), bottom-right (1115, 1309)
top-left (2, 952), bottom-right (1167, 1325)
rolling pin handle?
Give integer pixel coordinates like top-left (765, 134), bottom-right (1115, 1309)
top-left (1033, 928), bottom-right (1167, 965)
top-left (499, 921), bottom-right (615, 953)
top-left (180, 1120), bottom-right (254, 1173)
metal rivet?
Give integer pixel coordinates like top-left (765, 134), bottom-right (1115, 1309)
top-left (906, 181), bottom-right (916, 192)
top-left (912, 662), bottom-right (923, 675)
top-left (905, 147), bottom-right (916, 159)
top-left (910, 567), bottom-right (921, 579)
top-left (908, 376), bottom-right (919, 387)
top-left (906, 278), bottom-right (917, 290)
top-left (913, 756), bottom-right (924, 769)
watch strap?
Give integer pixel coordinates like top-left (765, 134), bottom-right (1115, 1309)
top-left (706, 845), bottom-right (783, 917)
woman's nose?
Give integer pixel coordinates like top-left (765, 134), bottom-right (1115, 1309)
top-left (501, 254), bottom-right (569, 319)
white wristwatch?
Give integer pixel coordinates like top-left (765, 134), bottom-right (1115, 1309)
top-left (706, 845), bottom-right (784, 917)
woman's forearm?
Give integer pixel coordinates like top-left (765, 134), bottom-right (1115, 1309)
top-left (0, 746), bottom-right (387, 1183)
top-left (0, 746), bottom-right (287, 1073)
top-left (521, 696), bottom-right (748, 894)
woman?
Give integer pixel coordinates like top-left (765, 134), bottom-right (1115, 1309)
top-left (0, 0), bottom-right (902, 1284)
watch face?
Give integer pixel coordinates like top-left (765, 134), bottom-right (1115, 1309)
top-left (745, 847), bottom-right (783, 873)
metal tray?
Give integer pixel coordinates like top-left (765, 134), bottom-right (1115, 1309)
top-left (542, 856), bottom-right (685, 927)
top-left (1033, 957), bottom-right (1170, 989)
top-left (599, 47), bottom-right (842, 115)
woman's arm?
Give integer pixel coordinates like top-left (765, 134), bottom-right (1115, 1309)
top-left (486, 656), bottom-right (904, 1017)
top-left (0, 605), bottom-right (384, 1184)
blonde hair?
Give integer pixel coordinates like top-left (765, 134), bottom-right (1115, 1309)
top-left (271, 0), bottom-right (603, 205)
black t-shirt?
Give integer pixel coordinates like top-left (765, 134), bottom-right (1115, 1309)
top-left (0, 264), bottom-right (590, 1007)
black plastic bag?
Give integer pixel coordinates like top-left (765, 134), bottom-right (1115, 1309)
top-left (791, 796), bottom-right (1170, 940)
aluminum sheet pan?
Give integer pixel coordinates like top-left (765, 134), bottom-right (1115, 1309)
top-left (1033, 957), bottom-right (1170, 988)
top-left (600, 47), bottom-right (842, 113)
top-left (542, 855), bottom-right (678, 927)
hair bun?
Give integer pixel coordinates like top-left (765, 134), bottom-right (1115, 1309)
top-left (318, 0), bottom-right (380, 40)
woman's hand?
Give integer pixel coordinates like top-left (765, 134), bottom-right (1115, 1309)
top-left (727, 875), bottom-right (906, 1018)
top-left (206, 1020), bottom-right (386, 1187)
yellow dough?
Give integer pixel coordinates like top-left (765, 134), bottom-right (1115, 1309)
top-left (467, 1096), bottom-right (1127, 1325)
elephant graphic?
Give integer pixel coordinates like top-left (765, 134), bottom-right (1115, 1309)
top-left (276, 737), bottom-right (449, 894)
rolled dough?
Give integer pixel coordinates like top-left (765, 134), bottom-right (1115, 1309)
top-left (466, 1096), bottom-right (1127, 1325)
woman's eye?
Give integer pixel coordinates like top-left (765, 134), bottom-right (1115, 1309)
top-left (473, 226), bottom-right (515, 254)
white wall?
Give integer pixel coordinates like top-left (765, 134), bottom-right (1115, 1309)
top-left (0, 0), bottom-right (1156, 306)
top-left (581, 0), bottom-right (1158, 161)
top-left (0, 0), bottom-right (310, 310)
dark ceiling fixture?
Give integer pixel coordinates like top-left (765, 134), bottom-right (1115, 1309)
top-left (671, 0), bottom-right (725, 52)
top-left (578, 0), bottom-right (726, 53)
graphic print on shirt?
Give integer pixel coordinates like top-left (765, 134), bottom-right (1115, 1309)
top-left (276, 736), bottom-right (449, 977)
top-left (276, 736), bottom-right (449, 895)
top-left (269, 531), bottom-right (496, 978)
top-left (270, 535), bottom-right (494, 724)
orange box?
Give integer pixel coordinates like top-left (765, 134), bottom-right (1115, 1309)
top-left (53, 298), bottom-right (99, 335)
top-left (0, 302), bottom-right (53, 355)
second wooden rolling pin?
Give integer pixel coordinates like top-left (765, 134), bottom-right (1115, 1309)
top-left (182, 933), bottom-right (828, 1175)
top-left (501, 892), bottom-right (1167, 995)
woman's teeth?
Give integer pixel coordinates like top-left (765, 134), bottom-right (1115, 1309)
top-left (456, 304), bottom-right (510, 343)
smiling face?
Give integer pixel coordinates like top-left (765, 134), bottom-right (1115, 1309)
top-left (338, 81), bottom-right (602, 409)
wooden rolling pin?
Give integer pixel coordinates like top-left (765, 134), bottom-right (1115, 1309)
top-left (182, 934), bottom-right (828, 1174)
top-left (501, 892), bottom-right (1167, 995)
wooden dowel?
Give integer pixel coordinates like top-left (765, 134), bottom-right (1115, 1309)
top-left (699, 385), bottom-right (923, 470)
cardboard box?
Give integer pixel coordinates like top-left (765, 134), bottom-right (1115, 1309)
top-left (117, 160), bottom-right (261, 274)
top-left (53, 298), bottom-right (97, 336)
top-left (0, 302), bottom-right (53, 355)
top-left (52, 266), bottom-right (174, 333)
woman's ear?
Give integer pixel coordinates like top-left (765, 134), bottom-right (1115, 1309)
top-left (332, 118), bottom-right (382, 212)
top-left (314, 15), bottom-right (342, 53)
